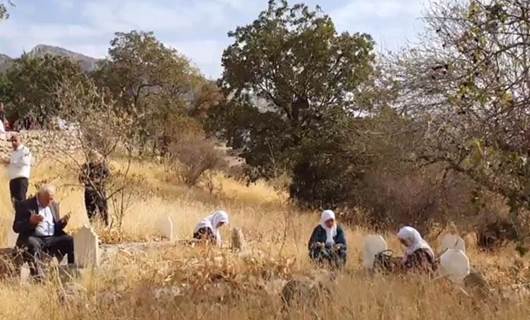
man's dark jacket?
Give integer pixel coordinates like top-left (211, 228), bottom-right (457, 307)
top-left (12, 196), bottom-right (66, 247)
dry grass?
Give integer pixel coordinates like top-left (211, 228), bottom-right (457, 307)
top-left (0, 159), bottom-right (528, 320)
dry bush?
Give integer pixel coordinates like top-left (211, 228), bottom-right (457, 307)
top-left (168, 134), bottom-right (227, 187)
top-left (354, 167), bottom-right (477, 233)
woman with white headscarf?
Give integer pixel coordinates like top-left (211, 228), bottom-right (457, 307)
top-left (397, 226), bottom-right (437, 273)
top-left (308, 210), bottom-right (347, 268)
top-left (193, 210), bottom-right (229, 246)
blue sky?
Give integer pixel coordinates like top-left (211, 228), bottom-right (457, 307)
top-left (0, 0), bottom-right (427, 78)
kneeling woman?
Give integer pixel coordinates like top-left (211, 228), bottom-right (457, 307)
top-left (397, 226), bottom-right (436, 273)
top-left (308, 210), bottom-right (347, 268)
top-left (193, 210), bottom-right (229, 246)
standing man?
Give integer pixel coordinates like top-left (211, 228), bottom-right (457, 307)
top-left (5, 134), bottom-right (32, 205)
top-left (79, 151), bottom-right (110, 225)
top-left (13, 184), bottom-right (74, 277)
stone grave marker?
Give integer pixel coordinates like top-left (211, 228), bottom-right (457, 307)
top-left (363, 235), bottom-right (388, 269)
top-left (158, 216), bottom-right (175, 242)
top-left (231, 227), bottom-right (246, 252)
top-left (439, 248), bottom-right (470, 283)
top-left (440, 234), bottom-right (466, 253)
top-left (6, 228), bottom-right (17, 248)
top-left (73, 226), bottom-right (99, 268)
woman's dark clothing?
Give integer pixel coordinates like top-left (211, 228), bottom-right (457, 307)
top-left (79, 161), bottom-right (110, 225)
top-left (308, 225), bottom-right (347, 268)
top-left (404, 248), bottom-right (437, 274)
top-left (193, 227), bottom-right (216, 243)
top-left (84, 189), bottom-right (108, 223)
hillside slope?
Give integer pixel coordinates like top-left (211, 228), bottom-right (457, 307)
top-left (0, 53), bottom-right (12, 72)
top-left (0, 44), bottom-right (100, 73)
top-left (28, 44), bottom-right (99, 72)
top-left (0, 155), bottom-right (527, 319)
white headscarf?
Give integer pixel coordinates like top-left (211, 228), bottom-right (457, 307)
top-left (194, 210), bottom-right (229, 246)
top-left (320, 210), bottom-right (337, 245)
top-left (397, 226), bottom-right (434, 260)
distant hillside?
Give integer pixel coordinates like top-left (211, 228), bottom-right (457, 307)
top-left (27, 44), bottom-right (100, 72)
top-left (0, 44), bottom-right (100, 73)
top-left (0, 53), bottom-right (12, 73)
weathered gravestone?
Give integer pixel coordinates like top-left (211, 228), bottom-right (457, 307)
top-left (440, 234), bottom-right (466, 253)
top-left (0, 218), bottom-right (17, 248)
top-left (362, 235), bottom-right (388, 269)
top-left (158, 216), bottom-right (175, 242)
top-left (439, 248), bottom-right (470, 283)
top-left (6, 229), bottom-right (17, 248)
top-left (231, 227), bottom-right (246, 252)
top-left (73, 226), bottom-right (99, 268)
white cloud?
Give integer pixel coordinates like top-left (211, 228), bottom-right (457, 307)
top-left (330, 0), bottom-right (425, 51)
top-left (0, 0), bottom-right (427, 76)
top-left (169, 39), bottom-right (228, 79)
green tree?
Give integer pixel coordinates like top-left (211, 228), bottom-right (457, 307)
top-left (4, 54), bottom-right (87, 126)
top-left (216, 0), bottom-right (375, 179)
top-left (212, 1), bottom-right (377, 208)
top-left (95, 31), bottom-right (220, 153)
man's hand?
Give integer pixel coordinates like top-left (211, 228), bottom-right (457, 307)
top-left (29, 214), bottom-right (43, 225)
top-left (60, 213), bottom-right (71, 225)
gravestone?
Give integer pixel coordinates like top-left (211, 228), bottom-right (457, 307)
top-left (158, 216), bottom-right (175, 242)
top-left (440, 234), bottom-right (466, 253)
top-left (231, 227), bottom-right (246, 252)
top-left (73, 226), bottom-right (99, 268)
top-left (0, 218), bottom-right (16, 248)
top-left (6, 228), bottom-right (17, 248)
top-left (362, 235), bottom-right (388, 269)
top-left (439, 248), bottom-right (470, 283)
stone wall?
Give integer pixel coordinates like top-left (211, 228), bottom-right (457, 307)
top-left (0, 130), bottom-right (81, 160)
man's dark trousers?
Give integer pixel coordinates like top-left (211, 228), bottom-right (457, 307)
top-left (9, 177), bottom-right (28, 205)
top-left (25, 235), bottom-right (75, 271)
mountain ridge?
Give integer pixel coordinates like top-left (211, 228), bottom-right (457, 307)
top-left (0, 44), bottom-right (100, 72)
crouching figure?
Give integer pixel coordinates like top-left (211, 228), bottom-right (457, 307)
top-left (193, 210), bottom-right (229, 246)
top-left (397, 226), bottom-right (437, 274)
top-left (308, 210), bottom-right (347, 268)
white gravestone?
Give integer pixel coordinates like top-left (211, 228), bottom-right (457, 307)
top-left (6, 228), bottom-right (17, 248)
top-left (231, 227), bottom-right (246, 252)
top-left (439, 248), bottom-right (470, 283)
top-left (158, 216), bottom-right (175, 242)
top-left (440, 234), bottom-right (466, 253)
top-left (1, 218), bottom-right (17, 248)
top-left (363, 235), bottom-right (388, 269)
top-left (73, 226), bottom-right (100, 268)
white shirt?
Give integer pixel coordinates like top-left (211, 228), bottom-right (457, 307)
top-left (8, 145), bottom-right (32, 180)
top-left (34, 200), bottom-right (55, 237)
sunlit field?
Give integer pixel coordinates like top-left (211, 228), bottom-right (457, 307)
top-left (0, 158), bottom-right (527, 320)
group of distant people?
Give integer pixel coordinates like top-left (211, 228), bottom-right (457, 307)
top-left (2, 133), bottom-right (111, 278)
top-left (192, 209), bottom-right (437, 273)
top-left (2, 131), bottom-right (436, 279)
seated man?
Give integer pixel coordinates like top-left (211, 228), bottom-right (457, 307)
top-left (308, 210), bottom-right (347, 269)
top-left (12, 184), bottom-right (74, 277)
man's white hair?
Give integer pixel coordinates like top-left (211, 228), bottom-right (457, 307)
top-left (39, 184), bottom-right (56, 196)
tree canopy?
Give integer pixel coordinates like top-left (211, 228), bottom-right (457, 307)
top-left (3, 54), bottom-right (87, 126)
top-left (95, 31), bottom-right (221, 151)
top-left (215, 0), bottom-right (375, 180)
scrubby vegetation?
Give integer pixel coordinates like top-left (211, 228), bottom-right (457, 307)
top-left (1, 0), bottom-right (530, 318)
